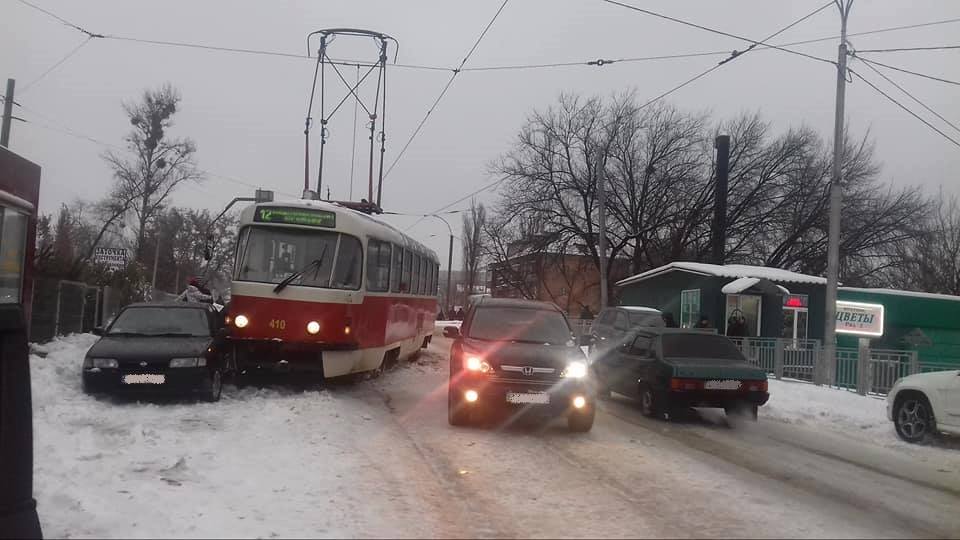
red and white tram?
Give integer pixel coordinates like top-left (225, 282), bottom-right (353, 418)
top-left (227, 199), bottom-right (439, 377)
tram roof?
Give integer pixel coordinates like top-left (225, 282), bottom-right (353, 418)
top-left (239, 198), bottom-right (438, 262)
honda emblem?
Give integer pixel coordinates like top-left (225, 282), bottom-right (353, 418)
top-left (139, 361), bottom-right (147, 367)
top-left (521, 366), bottom-right (534, 376)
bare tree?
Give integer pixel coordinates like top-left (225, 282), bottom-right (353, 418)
top-left (461, 200), bottom-right (487, 297)
top-left (103, 84), bottom-right (202, 262)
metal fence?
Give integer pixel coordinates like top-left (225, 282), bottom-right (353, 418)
top-left (30, 279), bottom-right (124, 342)
top-left (729, 337), bottom-right (823, 382)
top-left (834, 347), bottom-right (919, 396)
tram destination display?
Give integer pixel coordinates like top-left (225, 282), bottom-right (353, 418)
top-left (254, 207), bottom-right (336, 228)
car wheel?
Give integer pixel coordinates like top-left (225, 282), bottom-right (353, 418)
top-left (202, 368), bottom-right (223, 402)
top-left (568, 405), bottom-right (595, 432)
top-left (640, 385), bottom-right (662, 419)
top-left (447, 384), bottom-right (473, 426)
top-left (894, 393), bottom-right (936, 443)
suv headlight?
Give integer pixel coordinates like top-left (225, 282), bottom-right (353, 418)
top-left (91, 358), bottom-right (118, 369)
top-left (465, 356), bottom-right (494, 374)
top-left (170, 357), bottom-right (207, 368)
top-left (562, 361), bottom-right (588, 378)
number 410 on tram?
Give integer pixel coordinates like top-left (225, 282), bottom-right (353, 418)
top-left (226, 199), bottom-right (440, 378)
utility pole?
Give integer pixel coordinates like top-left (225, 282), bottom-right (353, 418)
top-left (597, 157), bottom-right (609, 310)
top-left (823, 0), bottom-right (853, 386)
top-left (151, 235), bottom-right (161, 293)
top-left (1, 79), bottom-right (15, 147)
top-left (712, 135), bottom-right (731, 265)
top-left (428, 214), bottom-right (457, 316)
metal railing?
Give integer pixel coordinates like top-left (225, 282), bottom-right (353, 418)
top-left (729, 337), bottom-right (823, 382)
top-left (834, 347), bottom-right (920, 396)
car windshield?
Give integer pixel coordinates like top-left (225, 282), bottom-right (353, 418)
top-left (661, 334), bottom-right (744, 361)
top-left (628, 311), bottom-right (665, 327)
top-left (107, 307), bottom-right (210, 337)
top-left (467, 307), bottom-right (572, 344)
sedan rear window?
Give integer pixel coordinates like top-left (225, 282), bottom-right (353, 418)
top-left (661, 334), bottom-right (744, 361)
top-left (467, 307), bottom-right (572, 344)
top-left (628, 312), bottom-right (665, 327)
top-left (108, 308), bottom-right (211, 337)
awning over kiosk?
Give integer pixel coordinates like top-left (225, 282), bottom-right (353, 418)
top-left (721, 277), bottom-right (790, 296)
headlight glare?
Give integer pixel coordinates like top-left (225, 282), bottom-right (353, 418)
top-left (306, 320), bottom-right (321, 335)
top-left (169, 357), bottom-right (201, 368)
top-left (465, 356), bottom-right (494, 373)
top-left (234, 314), bottom-right (249, 328)
top-left (563, 360), bottom-right (588, 378)
top-left (92, 358), bottom-right (118, 369)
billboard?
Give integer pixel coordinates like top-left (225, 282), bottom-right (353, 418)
top-left (93, 247), bottom-right (128, 271)
top-left (836, 300), bottom-right (884, 337)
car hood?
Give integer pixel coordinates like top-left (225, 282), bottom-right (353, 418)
top-left (87, 336), bottom-right (212, 361)
top-left (461, 338), bottom-right (583, 369)
top-left (895, 369), bottom-right (960, 388)
top-left (665, 357), bottom-right (767, 380)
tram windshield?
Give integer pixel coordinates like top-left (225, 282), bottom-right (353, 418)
top-left (235, 226), bottom-right (363, 290)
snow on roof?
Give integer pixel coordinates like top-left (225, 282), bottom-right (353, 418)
top-left (720, 277), bottom-right (761, 294)
top-left (620, 306), bottom-right (661, 313)
top-left (616, 261), bottom-right (827, 288)
top-left (840, 287), bottom-right (960, 303)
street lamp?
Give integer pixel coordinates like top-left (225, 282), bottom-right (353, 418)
top-left (427, 213), bottom-right (457, 317)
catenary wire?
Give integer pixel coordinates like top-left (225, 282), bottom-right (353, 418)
top-left (19, 36), bottom-right (93, 95)
top-left (848, 68), bottom-right (960, 148)
top-left (850, 54), bottom-right (960, 87)
top-left (853, 57), bottom-right (960, 134)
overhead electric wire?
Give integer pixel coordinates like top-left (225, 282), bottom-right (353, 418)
top-left (855, 45), bottom-right (960, 54)
top-left (597, 0), bottom-right (836, 66)
top-left (382, 0), bottom-right (511, 181)
top-left (850, 55), bottom-right (960, 87)
top-left (403, 176), bottom-right (509, 232)
top-left (853, 57), bottom-right (960, 135)
top-left (19, 36), bottom-right (93, 95)
top-left (848, 68), bottom-right (960, 149)
top-left (402, 1), bottom-right (836, 232)
top-left (17, 105), bottom-right (300, 197)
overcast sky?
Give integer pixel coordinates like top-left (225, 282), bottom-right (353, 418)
top-left (4, 0), bottom-right (959, 269)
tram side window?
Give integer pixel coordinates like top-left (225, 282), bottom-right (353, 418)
top-left (332, 235), bottom-right (363, 290)
top-left (420, 257), bottom-right (430, 294)
top-left (366, 239), bottom-right (391, 292)
top-left (391, 246), bottom-right (403, 293)
top-left (402, 249), bottom-right (412, 293)
top-left (412, 254), bottom-right (421, 295)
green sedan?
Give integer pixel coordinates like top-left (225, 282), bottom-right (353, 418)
top-left (590, 328), bottom-right (770, 420)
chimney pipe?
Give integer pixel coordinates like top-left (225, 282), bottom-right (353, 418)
top-left (712, 135), bottom-right (730, 265)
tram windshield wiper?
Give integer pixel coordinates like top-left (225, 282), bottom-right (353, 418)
top-left (273, 247), bottom-right (327, 294)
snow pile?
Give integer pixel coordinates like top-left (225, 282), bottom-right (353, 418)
top-left (29, 333), bottom-right (443, 538)
top-left (763, 379), bottom-right (957, 455)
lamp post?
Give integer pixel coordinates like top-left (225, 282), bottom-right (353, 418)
top-left (427, 214), bottom-right (456, 317)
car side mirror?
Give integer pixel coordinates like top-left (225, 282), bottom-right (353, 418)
top-left (442, 326), bottom-right (461, 339)
top-left (92, 326), bottom-right (104, 336)
top-left (578, 334), bottom-right (594, 346)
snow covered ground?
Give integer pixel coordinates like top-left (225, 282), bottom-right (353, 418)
top-left (763, 378), bottom-right (959, 457)
top-left (30, 334), bottom-right (454, 538)
top-left (28, 333), bottom-right (960, 538)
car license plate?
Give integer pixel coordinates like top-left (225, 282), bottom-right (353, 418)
top-left (506, 391), bottom-right (549, 404)
top-left (704, 379), bottom-right (741, 391)
top-left (122, 374), bottom-right (166, 385)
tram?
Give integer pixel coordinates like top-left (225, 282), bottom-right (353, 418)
top-left (227, 199), bottom-right (440, 377)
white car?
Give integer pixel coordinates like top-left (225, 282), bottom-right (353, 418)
top-left (886, 370), bottom-right (960, 443)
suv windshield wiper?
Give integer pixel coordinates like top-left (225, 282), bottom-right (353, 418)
top-left (273, 246), bottom-right (328, 294)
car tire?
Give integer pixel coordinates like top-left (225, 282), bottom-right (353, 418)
top-left (568, 406), bottom-right (595, 432)
top-left (640, 385), bottom-right (663, 419)
top-left (448, 384), bottom-right (473, 426)
top-left (201, 368), bottom-right (223, 402)
top-left (894, 392), bottom-right (936, 443)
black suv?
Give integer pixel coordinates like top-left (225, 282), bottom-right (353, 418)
top-left (443, 298), bottom-right (595, 432)
top-left (589, 306), bottom-right (664, 359)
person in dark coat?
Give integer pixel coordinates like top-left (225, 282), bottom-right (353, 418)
top-left (661, 312), bottom-right (678, 328)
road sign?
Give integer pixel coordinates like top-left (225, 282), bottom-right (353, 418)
top-left (93, 247), bottom-right (128, 271)
top-left (835, 300), bottom-right (884, 337)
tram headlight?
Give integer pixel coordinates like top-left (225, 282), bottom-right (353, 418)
top-left (234, 314), bottom-right (249, 328)
top-left (306, 321), bottom-right (321, 335)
